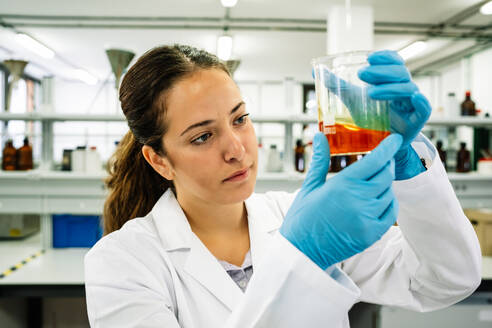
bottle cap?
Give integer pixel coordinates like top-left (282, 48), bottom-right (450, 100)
top-left (466, 91), bottom-right (471, 97)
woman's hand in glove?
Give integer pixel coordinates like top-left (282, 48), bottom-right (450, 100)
top-left (280, 132), bottom-right (402, 270)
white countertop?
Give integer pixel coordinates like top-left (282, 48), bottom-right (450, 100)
top-left (0, 233), bottom-right (491, 285)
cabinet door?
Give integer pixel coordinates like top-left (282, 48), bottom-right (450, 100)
top-left (0, 196), bottom-right (42, 214)
top-left (46, 197), bottom-right (104, 215)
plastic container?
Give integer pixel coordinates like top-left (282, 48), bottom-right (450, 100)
top-left (266, 145), bottom-right (283, 172)
top-left (86, 146), bottom-right (103, 173)
top-left (257, 142), bottom-right (266, 174)
top-left (477, 159), bottom-right (492, 174)
top-left (52, 214), bottom-right (102, 248)
top-left (71, 146), bottom-right (86, 172)
top-left (445, 92), bottom-right (460, 118)
top-left (464, 209), bottom-right (492, 256)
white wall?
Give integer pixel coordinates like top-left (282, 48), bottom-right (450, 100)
top-left (471, 47), bottom-right (492, 116)
top-left (414, 46), bottom-right (492, 118)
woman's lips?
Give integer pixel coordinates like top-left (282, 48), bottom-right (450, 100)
top-left (224, 167), bottom-right (250, 182)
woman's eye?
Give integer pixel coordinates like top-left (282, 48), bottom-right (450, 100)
top-left (192, 133), bottom-right (212, 145)
top-left (234, 113), bottom-right (250, 125)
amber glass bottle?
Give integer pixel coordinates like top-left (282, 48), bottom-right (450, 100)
top-left (461, 91), bottom-right (476, 116)
top-left (436, 140), bottom-right (447, 170)
top-left (294, 139), bottom-right (305, 173)
top-left (2, 139), bottom-right (17, 171)
top-left (17, 137), bottom-right (33, 170)
top-left (456, 142), bottom-right (471, 173)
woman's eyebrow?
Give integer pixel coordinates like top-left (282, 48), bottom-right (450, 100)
top-left (180, 101), bottom-right (245, 136)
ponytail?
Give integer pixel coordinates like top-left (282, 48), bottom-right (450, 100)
top-left (103, 132), bottom-right (173, 235)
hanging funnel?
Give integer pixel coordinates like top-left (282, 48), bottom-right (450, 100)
top-left (105, 49), bottom-right (135, 90)
top-left (226, 60), bottom-right (240, 76)
top-left (3, 60), bottom-right (28, 112)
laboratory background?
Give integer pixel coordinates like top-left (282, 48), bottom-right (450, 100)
top-left (0, 0), bottom-right (491, 327)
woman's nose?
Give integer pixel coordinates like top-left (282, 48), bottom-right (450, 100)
top-left (223, 130), bottom-right (245, 163)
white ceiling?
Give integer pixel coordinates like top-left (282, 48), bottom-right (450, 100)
top-left (0, 0), bottom-right (491, 82)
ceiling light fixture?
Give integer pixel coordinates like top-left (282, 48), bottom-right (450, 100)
top-left (15, 33), bottom-right (55, 59)
top-left (220, 0), bottom-right (238, 8)
top-left (72, 68), bottom-right (98, 85)
top-left (480, 1), bottom-right (492, 15)
top-left (398, 41), bottom-right (427, 60)
top-left (217, 34), bottom-right (233, 61)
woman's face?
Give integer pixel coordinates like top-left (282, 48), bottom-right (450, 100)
top-left (162, 68), bottom-right (258, 205)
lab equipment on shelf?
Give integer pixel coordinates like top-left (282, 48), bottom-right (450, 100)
top-left (456, 142), bottom-right (471, 173)
top-left (17, 137), bottom-right (33, 170)
top-left (69, 146), bottom-right (103, 173)
top-left (2, 139), bottom-right (17, 171)
top-left (294, 139), bottom-right (305, 173)
top-left (446, 92), bottom-right (460, 118)
top-left (436, 140), bottom-right (447, 170)
top-left (266, 144), bottom-right (283, 172)
top-left (461, 91), bottom-right (476, 116)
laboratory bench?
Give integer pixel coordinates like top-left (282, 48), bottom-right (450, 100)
top-left (0, 232), bottom-right (491, 295)
top-left (0, 168), bottom-right (491, 327)
top-left (0, 233), bottom-right (491, 328)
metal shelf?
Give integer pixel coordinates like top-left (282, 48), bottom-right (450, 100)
top-left (1, 169), bottom-right (491, 181)
top-left (0, 112), bottom-right (126, 122)
top-left (426, 117), bottom-right (492, 127)
top-left (3, 112), bottom-right (492, 127)
top-left (0, 112), bottom-right (319, 124)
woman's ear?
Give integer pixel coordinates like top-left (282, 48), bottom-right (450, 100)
top-left (142, 145), bottom-right (175, 180)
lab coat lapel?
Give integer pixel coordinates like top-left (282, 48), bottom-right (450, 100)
top-left (245, 194), bottom-right (283, 270)
top-left (184, 235), bottom-right (244, 310)
top-left (151, 190), bottom-right (243, 311)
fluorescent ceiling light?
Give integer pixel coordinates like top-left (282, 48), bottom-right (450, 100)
top-left (72, 69), bottom-right (98, 85)
top-left (221, 0), bottom-right (238, 8)
top-left (480, 1), bottom-right (492, 15)
top-left (217, 35), bottom-right (233, 61)
top-left (15, 33), bottom-right (55, 59)
top-left (398, 41), bottom-right (427, 60)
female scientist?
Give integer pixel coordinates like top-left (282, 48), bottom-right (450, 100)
top-left (85, 45), bottom-right (481, 327)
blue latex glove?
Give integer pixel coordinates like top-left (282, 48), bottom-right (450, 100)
top-left (320, 50), bottom-right (432, 180)
top-left (280, 132), bottom-right (402, 270)
top-left (359, 50), bottom-right (431, 179)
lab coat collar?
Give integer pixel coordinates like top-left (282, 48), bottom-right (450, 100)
top-left (150, 189), bottom-right (282, 311)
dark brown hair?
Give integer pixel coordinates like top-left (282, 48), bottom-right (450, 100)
top-left (103, 44), bottom-right (229, 234)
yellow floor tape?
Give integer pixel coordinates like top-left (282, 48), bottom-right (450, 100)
top-left (0, 250), bottom-right (45, 279)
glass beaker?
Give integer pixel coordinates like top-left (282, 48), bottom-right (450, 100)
top-left (312, 51), bottom-right (390, 157)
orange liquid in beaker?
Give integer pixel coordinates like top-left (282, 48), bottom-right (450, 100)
top-left (324, 122), bottom-right (390, 155)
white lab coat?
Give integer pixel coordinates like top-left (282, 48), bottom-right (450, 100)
top-left (85, 135), bottom-right (482, 328)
